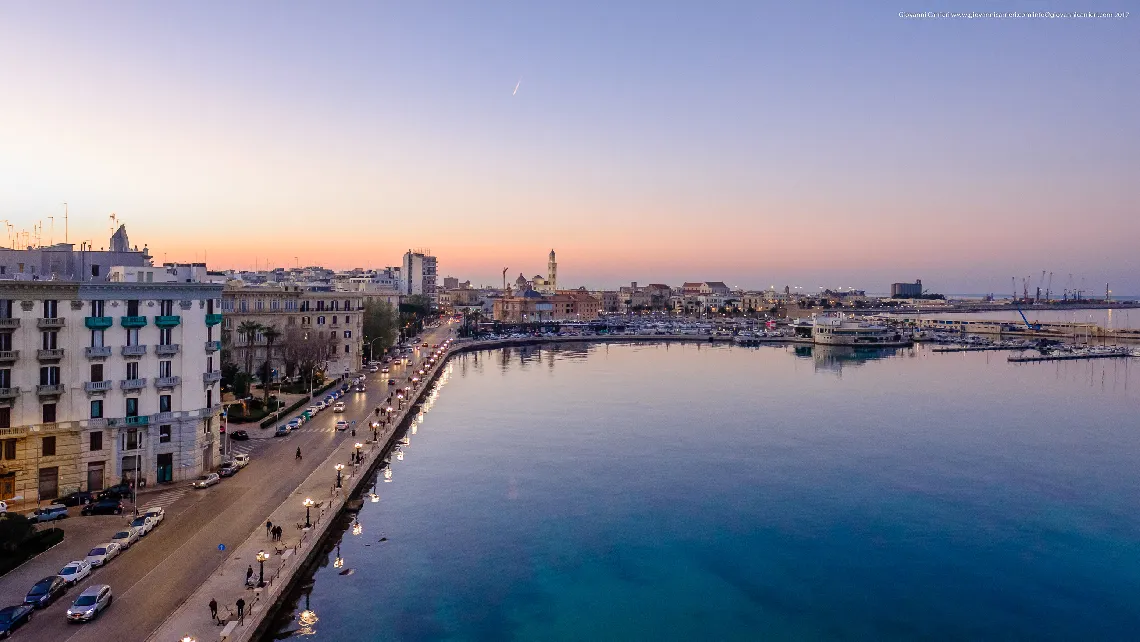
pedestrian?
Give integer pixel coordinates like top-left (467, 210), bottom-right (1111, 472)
top-left (209, 597), bottom-right (218, 623)
top-left (296, 447), bottom-right (302, 461)
top-left (266, 520), bottom-right (273, 538)
top-left (246, 565), bottom-right (253, 586)
top-left (236, 598), bottom-right (246, 625)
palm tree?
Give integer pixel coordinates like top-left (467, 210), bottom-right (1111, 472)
top-left (237, 321), bottom-right (263, 376)
top-left (261, 325), bottom-right (281, 406)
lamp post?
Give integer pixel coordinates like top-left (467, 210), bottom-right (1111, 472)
top-left (302, 497), bottom-right (314, 528)
top-left (256, 550), bottom-right (269, 587)
top-left (354, 442), bottom-right (363, 464)
top-left (335, 463), bottom-right (344, 488)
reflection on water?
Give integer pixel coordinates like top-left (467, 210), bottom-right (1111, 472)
top-left (791, 344), bottom-right (912, 375)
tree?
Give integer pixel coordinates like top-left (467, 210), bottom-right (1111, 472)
top-left (281, 328), bottom-right (338, 391)
top-left (261, 325), bottom-right (282, 405)
top-left (0, 513), bottom-right (34, 553)
top-left (363, 301), bottom-right (399, 359)
top-left (237, 321), bottom-right (263, 375)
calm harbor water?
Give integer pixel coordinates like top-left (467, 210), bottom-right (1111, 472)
top-left (266, 342), bottom-right (1140, 641)
top-left (891, 307), bottom-right (1140, 330)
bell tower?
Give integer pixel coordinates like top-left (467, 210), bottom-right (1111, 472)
top-left (548, 249), bottom-right (557, 292)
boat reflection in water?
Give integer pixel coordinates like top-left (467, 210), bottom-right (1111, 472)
top-left (793, 344), bottom-right (912, 375)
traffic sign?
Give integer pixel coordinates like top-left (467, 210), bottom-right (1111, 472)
top-left (218, 543), bottom-right (226, 551)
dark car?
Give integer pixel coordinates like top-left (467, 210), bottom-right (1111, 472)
top-left (0, 604), bottom-right (34, 637)
top-left (81, 499), bottom-right (124, 516)
top-left (218, 462), bottom-right (239, 478)
top-left (97, 483), bottom-right (132, 501)
top-left (24, 576), bottom-right (67, 609)
top-left (57, 491), bottom-right (96, 507)
top-left (230, 430), bottom-right (249, 441)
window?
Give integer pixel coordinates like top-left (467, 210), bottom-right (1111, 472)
top-left (39, 366), bottom-right (60, 385)
top-left (0, 408), bottom-right (8, 429)
top-left (0, 368), bottom-right (9, 388)
top-left (206, 389), bottom-right (213, 408)
top-left (90, 329), bottom-right (105, 347)
top-left (160, 395), bottom-right (171, 413)
top-left (126, 398), bottom-right (138, 417)
top-left (207, 356), bottom-right (213, 372)
top-left (91, 264), bottom-right (101, 277)
top-left (330, 330), bottom-right (336, 339)
top-left (124, 429), bottom-right (141, 450)
top-left (207, 325), bottom-right (213, 341)
top-left (90, 431), bottom-right (103, 451)
top-left (0, 333), bottom-right (9, 351)
top-left (41, 331), bottom-right (58, 349)
top-left (345, 300), bottom-right (352, 311)
top-left (43, 403), bottom-right (57, 423)
top-left (332, 316), bottom-right (338, 325)
top-left (90, 300), bottom-right (105, 316)
top-left (43, 300), bottom-right (58, 318)
top-left (207, 298), bottom-right (215, 314)
top-left (317, 316), bottom-right (325, 325)
top-left (90, 399), bottom-right (103, 419)
top-left (126, 328), bottom-right (140, 346)
top-left (159, 425), bottom-right (172, 443)
top-left (126, 362), bottom-right (139, 380)
top-left (1, 438), bottom-right (14, 459)
top-left (159, 327), bottom-right (173, 345)
top-left (90, 363), bottom-right (104, 382)
top-left (42, 436), bottom-right (56, 456)
top-left (160, 300), bottom-right (174, 315)
top-left (159, 360), bottom-right (172, 377)
top-left (345, 344), bottom-right (350, 353)
top-left (126, 300), bottom-right (139, 316)
top-left (0, 300), bottom-right (10, 318)
top-left (344, 330), bottom-right (352, 338)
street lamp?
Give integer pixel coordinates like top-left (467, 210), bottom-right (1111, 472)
top-left (256, 550), bottom-right (269, 587)
top-left (302, 497), bottom-right (314, 528)
top-left (335, 463), bottom-right (344, 488)
top-left (354, 442), bottom-right (363, 463)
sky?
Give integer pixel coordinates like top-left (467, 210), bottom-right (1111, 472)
top-left (1, 1), bottom-right (1137, 294)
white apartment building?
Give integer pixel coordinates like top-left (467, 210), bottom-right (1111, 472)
top-left (401, 251), bottom-right (438, 308)
top-left (0, 276), bottom-right (223, 508)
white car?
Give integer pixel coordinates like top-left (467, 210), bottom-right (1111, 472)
top-left (335, 420), bottom-right (349, 431)
top-left (232, 454), bottom-right (250, 468)
top-left (85, 542), bottom-right (122, 567)
top-left (66, 584), bottom-right (112, 622)
top-left (109, 527), bottom-right (141, 550)
top-left (333, 402), bottom-right (346, 413)
top-left (306, 405), bottom-right (321, 415)
top-left (129, 514), bottom-right (155, 535)
top-left (192, 473), bottom-right (220, 489)
top-left (368, 365), bottom-right (379, 372)
top-left (142, 506), bottom-right (166, 524)
top-left (380, 367), bottom-right (389, 374)
top-left (57, 560), bottom-right (92, 586)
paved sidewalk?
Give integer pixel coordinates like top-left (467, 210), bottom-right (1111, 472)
top-left (147, 335), bottom-right (453, 642)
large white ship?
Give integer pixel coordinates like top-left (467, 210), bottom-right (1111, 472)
top-left (793, 314), bottom-right (911, 346)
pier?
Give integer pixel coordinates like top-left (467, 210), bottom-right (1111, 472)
top-left (1007, 352), bottom-right (1134, 363)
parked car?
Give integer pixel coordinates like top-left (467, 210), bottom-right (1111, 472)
top-left (109, 528), bottom-right (140, 550)
top-left (129, 515), bottom-right (155, 536)
top-left (57, 491), bottom-right (96, 507)
top-left (333, 402), bottom-right (346, 413)
top-left (84, 542), bottom-right (121, 568)
top-left (0, 604), bottom-right (34, 637)
top-left (65, 584), bottom-right (112, 622)
top-left (57, 560), bottom-right (92, 587)
top-left (275, 425), bottom-right (291, 437)
top-left (81, 500), bottom-right (124, 516)
top-left (219, 462), bottom-right (239, 478)
top-left (142, 507), bottom-right (165, 524)
top-left (230, 430), bottom-right (250, 441)
top-left (232, 454), bottom-right (250, 468)
top-left (97, 484), bottom-right (132, 501)
top-left (335, 420), bottom-right (349, 431)
top-left (192, 473), bottom-right (220, 489)
top-left (24, 575), bottom-right (68, 609)
top-left (286, 419), bottom-right (302, 430)
top-left (29, 504), bottom-right (69, 523)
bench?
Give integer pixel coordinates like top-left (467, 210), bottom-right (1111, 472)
top-left (220, 620), bottom-right (238, 640)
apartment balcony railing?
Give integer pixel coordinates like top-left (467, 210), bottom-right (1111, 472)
top-left (155, 344), bottom-right (180, 356)
top-left (155, 376), bottom-right (181, 388)
top-left (0, 318), bottom-right (20, 329)
top-left (124, 415), bottom-right (149, 426)
top-left (84, 380), bottom-right (113, 392)
top-left (153, 411), bottom-right (174, 423)
top-left (36, 384), bottom-right (65, 396)
top-left (0, 350), bottom-right (18, 362)
top-left (37, 317), bottom-right (65, 329)
top-left (37, 348), bottom-right (64, 360)
top-left (205, 313), bottom-right (223, 326)
top-left (120, 316), bottom-right (148, 328)
top-left (84, 316), bottom-right (114, 329)
top-left (121, 345), bottom-right (147, 357)
top-left (0, 387), bottom-right (20, 399)
top-left (120, 378), bottom-right (148, 391)
top-left (204, 340), bottom-right (221, 352)
top-left (84, 346), bottom-right (112, 358)
top-left (203, 371), bottom-right (222, 384)
top-left (155, 315), bottom-right (182, 327)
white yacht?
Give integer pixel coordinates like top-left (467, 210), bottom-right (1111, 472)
top-left (809, 314), bottom-right (911, 346)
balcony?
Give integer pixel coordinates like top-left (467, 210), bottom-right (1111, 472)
top-left (120, 378), bottom-right (148, 391)
top-left (205, 313), bottom-right (223, 326)
top-left (37, 317), bottom-right (65, 329)
top-left (155, 344), bottom-right (180, 356)
top-left (37, 348), bottom-right (64, 360)
top-left (84, 316), bottom-right (113, 329)
top-left (0, 318), bottom-right (19, 329)
top-left (153, 411), bottom-right (174, 423)
top-left (84, 346), bottom-right (112, 359)
top-left (121, 345), bottom-right (147, 357)
top-left (204, 340), bottom-right (221, 352)
top-left (120, 316), bottom-right (148, 328)
top-left (155, 315), bottom-right (181, 327)
top-left (155, 376), bottom-right (181, 388)
top-left (84, 380), bottom-right (112, 392)
top-left (0, 387), bottom-right (20, 399)
top-left (124, 415), bottom-right (149, 426)
top-left (203, 371), bottom-right (222, 384)
top-left (36, 384), bottom-right (65, 396)
top-left (0, 350), bottom-right (18, 362)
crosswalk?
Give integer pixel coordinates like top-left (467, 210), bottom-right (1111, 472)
top-left (141, 487), bottom-right (189, 509)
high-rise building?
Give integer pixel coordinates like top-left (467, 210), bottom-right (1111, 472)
top-left (401, 251), bottom-right (438, 308)
top-left (891, 280), bottom-right (923, 297)
top-left (0, 256), bottom-right (223, 510)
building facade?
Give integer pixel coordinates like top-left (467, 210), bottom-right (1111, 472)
top-left (492, 289), bottom-right (601, 323)
top-left (0, 278), bottom-right (223, 509)
top-left (401, 251), bottom-right (438, 308)
top-left (891, 280), bottom-right (923, 297)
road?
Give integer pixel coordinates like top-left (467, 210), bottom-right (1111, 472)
top-left (0, 323), bottom-right (453, 641)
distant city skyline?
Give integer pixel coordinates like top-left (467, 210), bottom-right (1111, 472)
top-left (1, 2), bottom-right (1136, 294)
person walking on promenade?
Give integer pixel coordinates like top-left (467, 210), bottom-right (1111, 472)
top-left (209, 598), bottom-right (218, 623)
top-left (246, 565), bottom-right (254, 585)
top-left (266, 520), bottom-right (273, 538)
top-left (296, 447), bottom-right (302, 461)
top-left (236, 598), bottom-right (246, 625)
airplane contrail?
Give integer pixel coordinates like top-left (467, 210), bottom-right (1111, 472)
top-left (513, 78), bottom-right (521, 96)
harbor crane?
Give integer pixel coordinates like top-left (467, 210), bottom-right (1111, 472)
top-left (1045, 272), bottom-right (1053, 301)
top-left (502, 267), bottom-right (508, 291)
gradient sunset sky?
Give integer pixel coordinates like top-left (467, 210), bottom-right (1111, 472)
top-left (1, 2), bottom-right (1136, 294)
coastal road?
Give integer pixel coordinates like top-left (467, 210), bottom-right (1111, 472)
top-left (1, 324), bottom-right (453, 642)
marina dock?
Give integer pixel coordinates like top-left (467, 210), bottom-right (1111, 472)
top-left (1008, 351), bottom-right (1134, 363)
